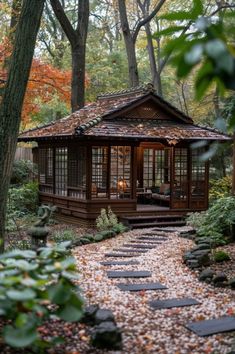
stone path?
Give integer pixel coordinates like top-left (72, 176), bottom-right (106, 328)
top-left (74, 227), bottom-right (235, 353)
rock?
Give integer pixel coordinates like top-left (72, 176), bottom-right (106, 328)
top-left (213, 272), bottom-right (228, 287)
top-left (81, 304), bottom-right (99, 325)
top-left (183, 251), bottom-right (196, 263)
top-left (199, 268), bottom-right (215, 282)
top-left (191, 250), bottom-right (211, 266)
top-left (186, 259), bottom-right (200, 269)
top-left (195, 237), bottom-right (212, 245)
top-left (91, 321), bottom-right (122, 350)
top-left (95, 309), bottom-right (115, 324)
top-left (228, 278), bottom-right (235, 290)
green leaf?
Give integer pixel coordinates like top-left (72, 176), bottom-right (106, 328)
top-left (7, 288), bottom-right (36, 301)
top-left (195, 76), bottom-right (212, 100)
top-left (4, 325), bottom-right (38, 348)
top-left (160, 11), bottom-right (194, 21)
top-left (217, 53), bottom-right (234, 74)
top-left (184, 44), bottom-right (203, 65)
top-left (195, 16), bottom-right (209, 31)
top-left (191, 0), bottom-right (203, 18)
top-left (56, 293), bottom-right (83, 322)
top-left (153, 26), bottom-right (185, 37)
top-left (47, 281), bottom-right (71, 305)
top-left (205, 39), bottom-right (227, 59)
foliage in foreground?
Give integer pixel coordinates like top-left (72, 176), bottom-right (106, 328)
top-left (0, 242), bottom-right (83, 350)
top-left (187, 196), bottom-right (235, 245)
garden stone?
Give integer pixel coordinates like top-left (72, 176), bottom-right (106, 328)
top-left (183, 251), bottom-right (196, 263)
top-left (228, 278), bottom-right (235, 290)
top-left (186, 259), bottom-right (200, 269)
top-left (213, 272), bottom-right (228, 287)
top-left (195, 237), bottom-right (212, 245)
top-left (191, 243), bottom-right (210, 252)
top-left (91, 321), bottom-right (122, 350)
top-left (199, 268), bottom-right (215, 282)
top-left (81, 304), bottom-right (99, 325)
top-left (191, 250), bottom-right (211, 266)
top-left (95, 309), bottom-right (115, 324)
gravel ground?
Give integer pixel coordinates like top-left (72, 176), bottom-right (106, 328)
top-left (1, 227), bottom-right (234, 354)
top-left (71, 228), bottom-right (235, 354)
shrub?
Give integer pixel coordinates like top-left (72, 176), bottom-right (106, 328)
top-left (209, 176), bottom-right (232, 203)
top-left (51, 229), bottom-right (78, 244)
top-left (6, 239), bottom-right (31, 251)
top-left (0, 242), bottom-right (83, 350)
top-left (213, 250), bottom-right (231, 262)
top-left (96, 206), bottom-right (125, 232)
top-left (10, 159), bottom-right (37, 185)
top-left (6, 182), bottom-right (39, 232)
top-left (187, 197), bottom-right (235, 245)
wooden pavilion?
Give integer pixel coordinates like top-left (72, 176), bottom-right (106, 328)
top-left (18, 85), bottom-right (230, 226)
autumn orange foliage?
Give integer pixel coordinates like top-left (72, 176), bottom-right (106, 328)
top-left (0, 38), bottom-right (71, 126)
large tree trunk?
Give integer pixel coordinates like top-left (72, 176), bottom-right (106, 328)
top-left (145, 22), bottom-right (163, 95)
top-left (0, 0), bottom-right (44, 252)
top-left (118, 0), bottom-right (139, 87)
top-left (50, 0), bottom-right (89, 112)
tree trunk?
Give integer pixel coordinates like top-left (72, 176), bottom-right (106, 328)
top-left (0, 0), bottom-right (44, 252)
top-left (71, 44), bottom-right (86, 111)
top-left (145, 22), bottom-right (162, 95)
top-left (118, 0), bottom-right (139, 87)
top-left (50, 0), bottom-right (89, 112)
top-left (232, 134), bottom-right (235, 195)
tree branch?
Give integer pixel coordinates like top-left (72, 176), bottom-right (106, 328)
top-left (133, 0), bottom-right (166, 43)
top-left (50, 0), bottom-right (77, 46)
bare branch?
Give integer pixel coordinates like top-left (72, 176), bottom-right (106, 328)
top-left (133, 0), bottom-right (166, 43)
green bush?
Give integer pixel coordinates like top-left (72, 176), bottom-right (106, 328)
top-left (96, 206), bottom-right (126, 233)
top-left (209, 176), bottom-right (232, 203)
top-left (0, 242), bottom-right (83, 350)
top-left (213, 250), bottom-right (231, 262)
top-left (10, 159), bottom-right (36, 185)
top-left (51, 229), bottom-right (78, 244)
top-left (96, 206), bottom-right (118, 231)
top-left (6, 239), bottom-right (31, 251)
top-left (187, 197), bottom-right (235, 245)
top-left (6, 182), bottom-right (39, 232)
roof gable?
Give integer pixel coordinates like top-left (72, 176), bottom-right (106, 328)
top-left (102, 93), bottom-right (193, 124)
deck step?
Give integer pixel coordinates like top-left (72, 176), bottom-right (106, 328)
top-left (130, 220), bottom-right (186, 229)
top-left (121, 214), bottom-right (183, 221)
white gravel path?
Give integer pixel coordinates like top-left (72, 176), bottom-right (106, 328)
top-left (74, 228), bottom-right (235, 354)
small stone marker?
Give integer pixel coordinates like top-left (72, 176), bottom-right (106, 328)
top-left (149, 298), bottom-right (200, 309)
top-left (123, 244), bottom-right (156, 249)
top-left (117, 282), bottom-right (167, 291)
top-left (107, 270), bottom-right (151, 278)
top-left (186, 316), bottom-right (235, 336)
top-left (100, 260), bottom-right (140, 266)
top-left (105, 253), bottom-right (138, 258)
top-left (113, 248), bottom-right (148, 253)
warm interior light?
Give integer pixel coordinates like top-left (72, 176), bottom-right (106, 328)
top-left (118, 179), bottom-right (127, 191)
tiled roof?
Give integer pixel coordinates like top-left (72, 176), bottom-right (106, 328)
top-left (18, 86), bottom-right (230, 142)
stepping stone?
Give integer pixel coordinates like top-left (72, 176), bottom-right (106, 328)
top-left (133, 239), bottom-right (165, 243)
top-left (186, 316), bottom-right (235, 337)
top-left (149, 298), bottom-right (200, 309)
top-left (123, 244), bottom-right (156, 249)
top-left (105, 253), bottom-right (138, 258)
top-left (137, 237), bottom-right (167, 241)
top-left (107, 270), bottom-right (151, 278)
top-left (100, 260), bottom-right (140, 266)
top-left (117, 282), bottom-right (167, 291)
top-left (113, 248), bottom-right (148, 253)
